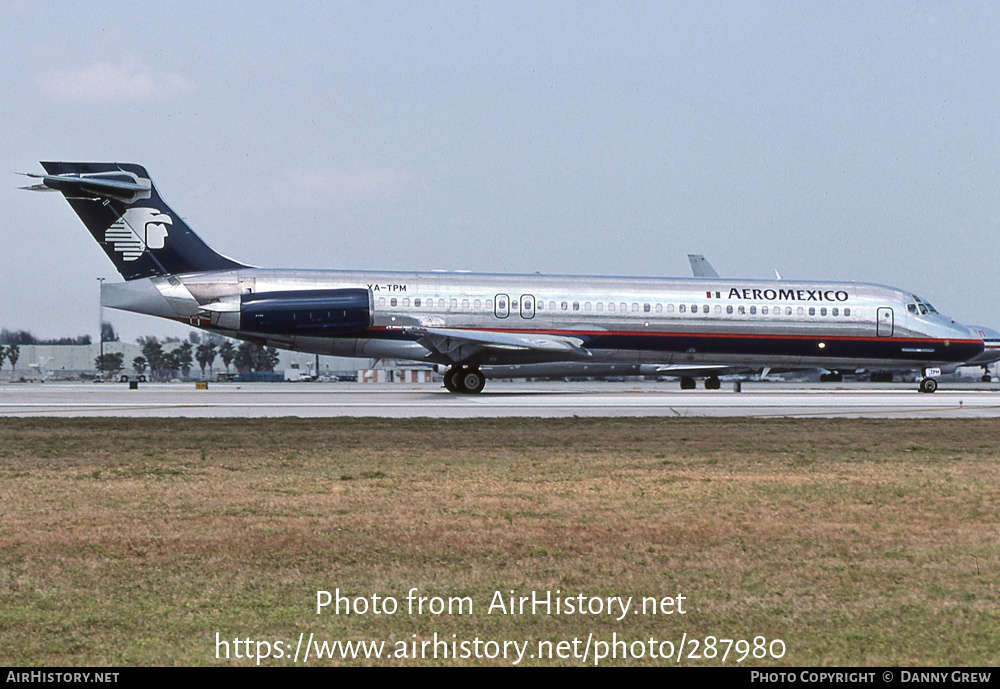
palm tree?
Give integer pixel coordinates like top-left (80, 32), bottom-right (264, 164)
top-left (196, 341), bottom-right (217, 379)
top-left (218, 340), bottom-right (236, 373)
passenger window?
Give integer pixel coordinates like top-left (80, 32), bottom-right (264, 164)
top-left (585, 302), bottom-right (592, 311)
top-left (562, 301), bottom-right (569, 310)
top-left (726, 305), bottom-right (733, 314)
top-left (761, 306), bottom-right (768, 315)
top-left (573, 301), bottom-right (580, 311)
top-left (714, 305), bottom-right (721, 314)
top-left (655, 304), bottom-right (662, 313)
top-left (832, 307), bottom-right (838, 316)
top-left (820, 307), bottom-right (827, 316)
top-left (739, 306), bottom-right (745, 315)
top-left (750, 306), bottom-right (757, 315)
top-left (702, 305), bottom-right (709, 314)
top-left (679, 304), bottom-right (686, 313)
top-left (414, 298), bottom-right (421, 307)
top-left (378, 297), bottom-right (386, 307)
top-left (808, 307), bottom-right (815, 316)
top-left (845, 308), bottom-right (851, 317)
top-left (797, 306), bottom-right (804, 315)
top-left (667, 304), bottom-right (674, 313)
top-left (391, 298), bottom-right (398, 307)
top-left (786, 307), bottom-right (792, 316)
top-left (644, 303), bottom-right (651, 312)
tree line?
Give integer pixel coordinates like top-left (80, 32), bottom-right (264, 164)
top-left (0, 327), bottom-right (280, 380)
top-left (96, 335), bottom-right (281, 380)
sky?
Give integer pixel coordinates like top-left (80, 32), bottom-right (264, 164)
top-left (2, 1), bottom-right (999, 343)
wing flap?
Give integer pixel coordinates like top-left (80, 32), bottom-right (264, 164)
top-left (405, 327), bottom-right (592, 364)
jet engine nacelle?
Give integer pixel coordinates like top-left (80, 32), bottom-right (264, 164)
top-left (238, 288), bottom-right (373, 335)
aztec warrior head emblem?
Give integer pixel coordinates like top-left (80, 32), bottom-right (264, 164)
top-left (104, 208), bottom-right (173, 261)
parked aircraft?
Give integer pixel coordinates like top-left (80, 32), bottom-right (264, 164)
top-left (964, 326), bottom-right (1000, 382)
top-left (24, 162), bottom-right (982, 393)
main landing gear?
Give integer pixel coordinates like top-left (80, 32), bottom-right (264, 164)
top-left (443, 365), bottom-right (486, 394)
top-left (679, 376), bottom-right (721, 390)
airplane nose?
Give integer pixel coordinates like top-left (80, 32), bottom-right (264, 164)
top-left (962, 326), bottom-right (986, 357)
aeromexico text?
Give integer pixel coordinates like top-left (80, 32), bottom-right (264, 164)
top-left (722, 288), bottom-right (850, 302)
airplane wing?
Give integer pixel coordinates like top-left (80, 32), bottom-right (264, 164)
top-left (403, 327), bottom-right (592, 364)
top-left (654, 364), bottom-right (756, 378)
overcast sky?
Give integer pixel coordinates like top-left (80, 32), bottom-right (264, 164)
top-left (2, 1), bottom-right (999, 343)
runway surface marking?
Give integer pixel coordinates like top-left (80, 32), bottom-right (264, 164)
top-left (2, 382), bottom-right (999, 417)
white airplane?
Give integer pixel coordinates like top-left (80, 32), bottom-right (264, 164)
top-left (27, 356), bottom-right (54, 382)
top-left (24, 162), bottom-right (982, 394)
top-left (963, 326), bottom-right (1000, 382)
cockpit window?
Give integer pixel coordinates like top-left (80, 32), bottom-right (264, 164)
top-left (907, 304), bottom-right (917, 314)
top-left (911, 295), bottom-right (938, 314)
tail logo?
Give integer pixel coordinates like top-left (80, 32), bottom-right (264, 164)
top-left (105, 208), bottom-right (173, 261)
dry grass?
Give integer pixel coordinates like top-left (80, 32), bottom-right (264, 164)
top-left (1, 418), bottom-right (998, 665)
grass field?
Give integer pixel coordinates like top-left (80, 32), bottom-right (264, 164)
top-left (1, 417), bottom-right (998, 666)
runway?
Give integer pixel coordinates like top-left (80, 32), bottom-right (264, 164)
top-left (2, 380), bottom-right (1000, 418)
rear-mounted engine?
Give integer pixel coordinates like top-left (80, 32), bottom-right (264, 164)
top-left (240, 288), bottom-right (373, 334)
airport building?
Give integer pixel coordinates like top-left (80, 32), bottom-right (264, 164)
top-left (0, 342), bottom-right (374, 382)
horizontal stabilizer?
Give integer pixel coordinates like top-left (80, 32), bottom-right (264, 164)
top-left (21, 171), bottom-right (152, 203)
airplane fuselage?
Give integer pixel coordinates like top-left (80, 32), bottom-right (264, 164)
top-left (103, 268), bottom-right (983, 371)
top-left (31, 161), bottom-right (983, 393)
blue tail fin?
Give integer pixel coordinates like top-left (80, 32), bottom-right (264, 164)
top-left (29, 162), bottom-right (247, 280)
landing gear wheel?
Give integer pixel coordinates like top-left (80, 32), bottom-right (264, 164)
top-left (680, 377), bottom-right (696, 390)
top-left (443, 368), bottom-right (459, 392)
top-left (458, 369), bottom-right (486, 394)
top-left (983, 374), bottom-right (993, 383)
top-left (705, 376), bottom-right (721, 390)
top-left (919, 377), bottom-right (938, 394)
